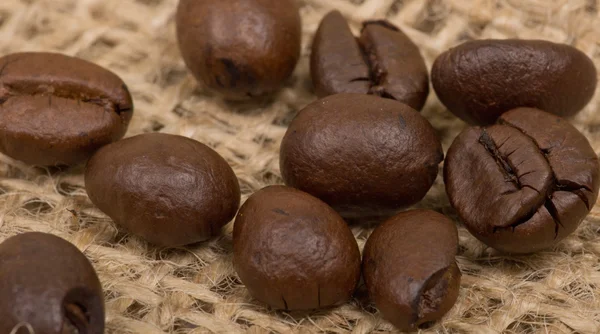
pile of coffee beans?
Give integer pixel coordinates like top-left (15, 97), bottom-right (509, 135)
top-left (0, 2), bottom-right (598, 333)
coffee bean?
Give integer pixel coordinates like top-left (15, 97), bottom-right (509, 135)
top-left (233, 185), bottom-right (361, 310)
top-left (445, 108), bottom-right (600, 253)
top-left (310, 11), bottom-right (429, 111)
top-left (280, 93), bottom-right (443, 219)
top-left (176, 0), bottom-right (302, 100)
top-left (363, 209), bottom-right (461, 331)
top-left (0, 52), bottom-right (133, 166)
top-left (85, 133), bottom-right (241, 247)
top-left (0, 232), bottom-right (104, 334)
top-left (431, 39), bottom-right (597, 125)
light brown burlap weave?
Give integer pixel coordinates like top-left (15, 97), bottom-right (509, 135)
top-left (0, 0), bottom-right (599, 333)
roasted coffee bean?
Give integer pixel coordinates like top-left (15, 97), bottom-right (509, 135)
top-left (310, 11), bottom-right (429, 111)
top-left (0, 52), bottom-right (133, 166)
top-left (233, 185), bottom-right (361, 310)
top-left (0, 232), bottom-right (104, 334)
top-left (85, 133), bottom-right (240, 247)
top-left (363, 209), bottom-right (461, 331)
top-left (445, 108), bottom-right (600, 254)
top-left (176, 0), bottom-right (302, 100)
top-left (432, 39), bottom-right (597, 125)
top-left (280, 93), bottom-right (443, 219)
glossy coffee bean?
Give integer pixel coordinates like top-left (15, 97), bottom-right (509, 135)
top-left (432, 39), bottom-right (597, 125)
top-left (85, 133), bottom-right (240, 247)
top-left (176, 0), bottom-right (302, 100)
top-left (0, 232), bottom-right (104, 334)
top-left (311, 11), bottom-right (429, 111)
top-left (233, 185), bottom-right (361, 310)
top-left (363, 210), bottom-right (461, 331)
top-left (445, 108), bottom-right (600, 253)
top-left (280, 93), bottom-right (443, 219)
top-left (0, 52), bottom-right (133, 166)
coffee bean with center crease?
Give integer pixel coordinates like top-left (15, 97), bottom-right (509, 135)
top-left (310, 11), bottom-right (429, 111)
top-left (0, 232), bottom-right (104, 334)
top-left (85, 133), bottom-right (241, 247)
top-left (0, 52), bottom-right (133, 166)
top-left (176, 0), bottom-right (302, 100)
top-left (432, 39), bottom-right (597, 125)
top-left (233, 185), bottom-right (361, 310)
top-left (363, 209), bottom-right (461, 331)
top-left (445, 108), bottom-right (600, 254)
top-left (280, 93), bottom-right (443, 219)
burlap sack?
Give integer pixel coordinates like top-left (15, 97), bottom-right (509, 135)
top-left (0, 0), bottom-right (598, 333)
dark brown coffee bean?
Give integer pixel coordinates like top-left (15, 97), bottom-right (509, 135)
top-left (432, 39), bottom-right (597, 125)
top-left (310, 11), bottom-right (429, 111)
top-left (85, 133), bottom-right (240, 247)
top-left (0, 232), bottom-right (104, 334)
top-left (280, 93), bottom-right (443, 219)
top-left (363, 209), bottom-right (461, 331)
top-left (0, 52), bottom-right (133, 166)
top-left (445, 108), bottom-right (600, 253)
top-left (233, 185), bottom-right (361, 310)
top-left (176, 0), bottom-right (302, 100)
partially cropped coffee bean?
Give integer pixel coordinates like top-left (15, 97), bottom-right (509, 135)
top-left (280, 93), bottom-right (443, 219)
top-left (176, 0), bottom-right (302, 100)
top-left (311, 11), bottom-right (429, 111)
top-left (445, 108), bottom-right (600, 254)
top-left (233, 185), bottom-right (361, 310)
top-left (0, 232), bottom-right (104, 334)
top-left (0, 52), bottom-right (133, 166)
top-left (363, 209), bottom-right (461, 331)
top-left (85, 133), bottom-right (241, 247)
top-left (432, 39), bottom-right (597, 125)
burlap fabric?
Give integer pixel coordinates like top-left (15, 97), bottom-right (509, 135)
top-left (0, 0), bottom-right (599, 333)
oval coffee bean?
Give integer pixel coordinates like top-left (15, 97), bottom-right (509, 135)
top-left (0, 232), bottom-right (104, 334)
top-left (176, 0), bottom-right (302, 100)
top-left (0, 52), bottom-right (133, 166)
top-left (445, 108), bottom-right (600, 253)
top-left (233, 185), bottom-right (361, 310)
top-left (431, 39), bottom-right (597, 125)
top-left (85, 133), bottom-right (240, 247)
top-left (280, 93), bottom-right (443, 219)
top-left (311, 11), bottom-right (429, 111)
top-left (363, 209), bottom-right (461, 331)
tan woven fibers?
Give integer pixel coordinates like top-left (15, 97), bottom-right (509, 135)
top-left (0, 0), bottom-right (599, 333)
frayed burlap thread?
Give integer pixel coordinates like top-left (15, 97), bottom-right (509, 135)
top-left (1, 0), bottom-right (600, 333)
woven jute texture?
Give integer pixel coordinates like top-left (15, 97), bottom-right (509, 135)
top-left (1, 0), bottom-right (599, 333)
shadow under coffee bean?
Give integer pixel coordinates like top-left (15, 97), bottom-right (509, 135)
top-left (445, 108), bottom-right (600, 254)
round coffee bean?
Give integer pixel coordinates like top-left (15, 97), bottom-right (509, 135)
top-left (176, 0), bottom-right (302, 100)
top-left (431, 39), bottom-right (597, 125)
top-left (311, 11), bottom-right (429, 111)
top-left (445, 108), bottom-right (600, 253)
top-left (0, 232), bottom-right (104, 334)
top-left (0, 52), bottom-right (133, 166)
top-left (363, 209), bottom-right (461, 331)
top-left (85, 133), bottom-right (240, 247)
top-left (233, 185), bottom-right (361, 310)
top-left (280, 93), bottom-right (443, 219)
